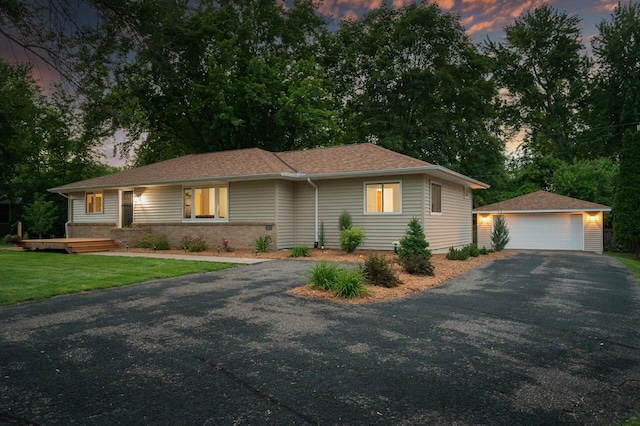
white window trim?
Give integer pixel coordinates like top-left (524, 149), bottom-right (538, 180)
top-left (363, 180), bottom-right (403, 215)
top-left (85, 191), bottom-right (104, 214)
top-left (182, 185), bottom-right (229, 222)
top-left (430, 181), bottom-right (442, 215)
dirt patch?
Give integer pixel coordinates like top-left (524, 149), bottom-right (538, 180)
top-left (117, 247), bottom-right (515, 304)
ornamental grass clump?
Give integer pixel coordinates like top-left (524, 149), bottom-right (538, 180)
top-left (289, 246), bottom-right (311, 258)
top-left (307, 261), bottom-right (341, 291)
top-left (307, 262), bottom-right (367, 299)
top-left (254, 235), bottom-right (273, 253)
top-left (332, 268), bottom-right (367, 299)
top-left (397, 218), bottom-right (434, 276)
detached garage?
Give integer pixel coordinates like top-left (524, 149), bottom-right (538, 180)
top-left (473, 191), bottom-right (611, 253)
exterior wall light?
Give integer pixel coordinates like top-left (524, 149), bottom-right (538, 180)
top-left (480, 214), bottom-right (491, 224)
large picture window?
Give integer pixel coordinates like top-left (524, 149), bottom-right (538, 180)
top-left (365, 182), bottom-right (400, 213)
top-left (431, 183), bottom-right (442, 214)
top-left (183, 185), bottom-right (228, 220)
top-left (86, 192), bottom-right (103, 213)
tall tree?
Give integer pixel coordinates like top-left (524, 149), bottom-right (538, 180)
top-left (74, 0), bottom-right (338, 165)
top-left (0, 59), bottom-right (111, 235)
top-left (590, 2), bottom-right (640, 159)
top-left (485, 4), bottom-right (591, 162)
top-left (613, 130), bottom-right (640, 257)
top-left (323, 2), bottom-right (504, 187)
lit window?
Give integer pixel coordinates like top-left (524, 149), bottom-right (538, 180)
top-left (365, 182), bottom-right (400, 213)
top-left (86, 192), bottom-right (103, 213)
top-left (431, 183), bottom-right (442, 214)
top-left (183, 186), bottom-right (228, 220)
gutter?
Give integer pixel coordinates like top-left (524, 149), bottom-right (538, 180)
top-left (57, 192), bottom-right (71, 238)
top-left (306, 178), bottom-right (319, 247)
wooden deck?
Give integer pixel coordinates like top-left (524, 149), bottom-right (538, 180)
top-left (20, 238), bottom-right (119, 254)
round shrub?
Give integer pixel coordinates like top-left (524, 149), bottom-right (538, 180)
top-left (339, 227), bottom-right (366, 253)
top-left (363, 254), bottom-right (400, 288)
top-left (138, 234), bottom-right (155, 249)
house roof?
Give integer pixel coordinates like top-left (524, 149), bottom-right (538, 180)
top-left (473, 190), bottom-right (611, 214)
top-left (49, 143), bottom-right (489, 192)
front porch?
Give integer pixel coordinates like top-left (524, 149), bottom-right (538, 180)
top-left (20, 238), bottom-right (119, 254)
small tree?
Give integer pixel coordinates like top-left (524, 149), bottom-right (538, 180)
top-left (397, 218), bottom-right (434, 275)
top-left (491, 215), bottom-right (510, 251)
top-left (397, 218), bottom-right (431, 260)
top-left (22, 193), bottom-right (58, 239)
top-left (613, 130), bottom-right (640, 258)
top-left (338, 210), bottom-right (352, 230)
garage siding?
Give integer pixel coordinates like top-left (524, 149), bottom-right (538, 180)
top-left (583, 212), bottom-right (604, 253)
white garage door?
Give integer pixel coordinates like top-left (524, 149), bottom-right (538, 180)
top-left (502, 214), bottom-right (583, 250)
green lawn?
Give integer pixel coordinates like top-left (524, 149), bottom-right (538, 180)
top-left (0, 250), bottom-right (238, 305)
top-left (607, 252), bottom-right (640, 282)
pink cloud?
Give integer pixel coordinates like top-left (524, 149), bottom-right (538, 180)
top-left (593, 0), bottom-right (618, 12)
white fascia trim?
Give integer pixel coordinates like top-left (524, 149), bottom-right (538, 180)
top-left (48, 173), bottom-right (294, 194)
top-left (473, 208), bottom-right (611, 214)
top-left (302, 166), bottom-right (490, 189)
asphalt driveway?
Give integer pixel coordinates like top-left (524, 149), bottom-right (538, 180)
top-left (1, 251), bottom-right (639, 425)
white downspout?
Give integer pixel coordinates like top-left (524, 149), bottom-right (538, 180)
top-left (306, 178), bottom-right (319, 246)
top-left (57, 192), bottom-right (70, 238)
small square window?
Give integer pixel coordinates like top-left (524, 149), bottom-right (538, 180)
top-left (365, 182), bottom-right (400, 213)
top-left (86, 192), bottom-right (103, 213)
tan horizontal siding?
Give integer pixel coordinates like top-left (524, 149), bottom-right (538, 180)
top-left (276, 180), bottom-right (295, 249)
top-left (476, 214), bottom-right (493, 250)
top-left (134, 186), bottom-right (182, 223)
top-left (293, 181), bottom-right (316, 247)
top-left (71, 190), bottom-right (118, 224)
top-left (295, 175), bottom-right (424, 250)
top-left (424, 179), bottom-right (473, 252)
top-left (230, 180), bottom-right (276, 223)
top-left (583, 212), bottom-right (603, 253)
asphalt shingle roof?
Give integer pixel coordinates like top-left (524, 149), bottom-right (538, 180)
top-left (473, 190), bottom-right (611, 213)
top-left (49, 144), bottom-right (438, 192)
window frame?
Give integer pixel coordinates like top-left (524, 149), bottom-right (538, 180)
top-left (182, 184), bottom-right (229, 222)
top-left (430, 182), bottom-right (442, 215)
top-left (363, 180), bottom-right (402, 215)
top-left (85, 192), bottom-right (103, 214)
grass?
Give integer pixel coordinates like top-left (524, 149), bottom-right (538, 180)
top-left (607, 252), bottom-right (640, 282)
top-left (0, 250), bottom-right (237, 305)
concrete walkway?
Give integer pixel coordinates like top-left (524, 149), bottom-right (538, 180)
top-left (83, 250), bottom-right (271, 264)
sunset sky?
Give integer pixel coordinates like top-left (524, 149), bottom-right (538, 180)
top-left (0, 0), bottom-right (624, 89)
top-left (321, 0), bottom-right (620, 44)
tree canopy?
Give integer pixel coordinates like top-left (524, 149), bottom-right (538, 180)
top-left (325, 3), bottom-right (504, 186)
top-left (1, 1), bottom-right (639, 242)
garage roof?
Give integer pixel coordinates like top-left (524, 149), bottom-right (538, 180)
top-left (473, 190), bottom-right (611, 214)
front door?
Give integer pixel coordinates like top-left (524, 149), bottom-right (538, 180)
top-left (122, 191), bottom-right (133, 227)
